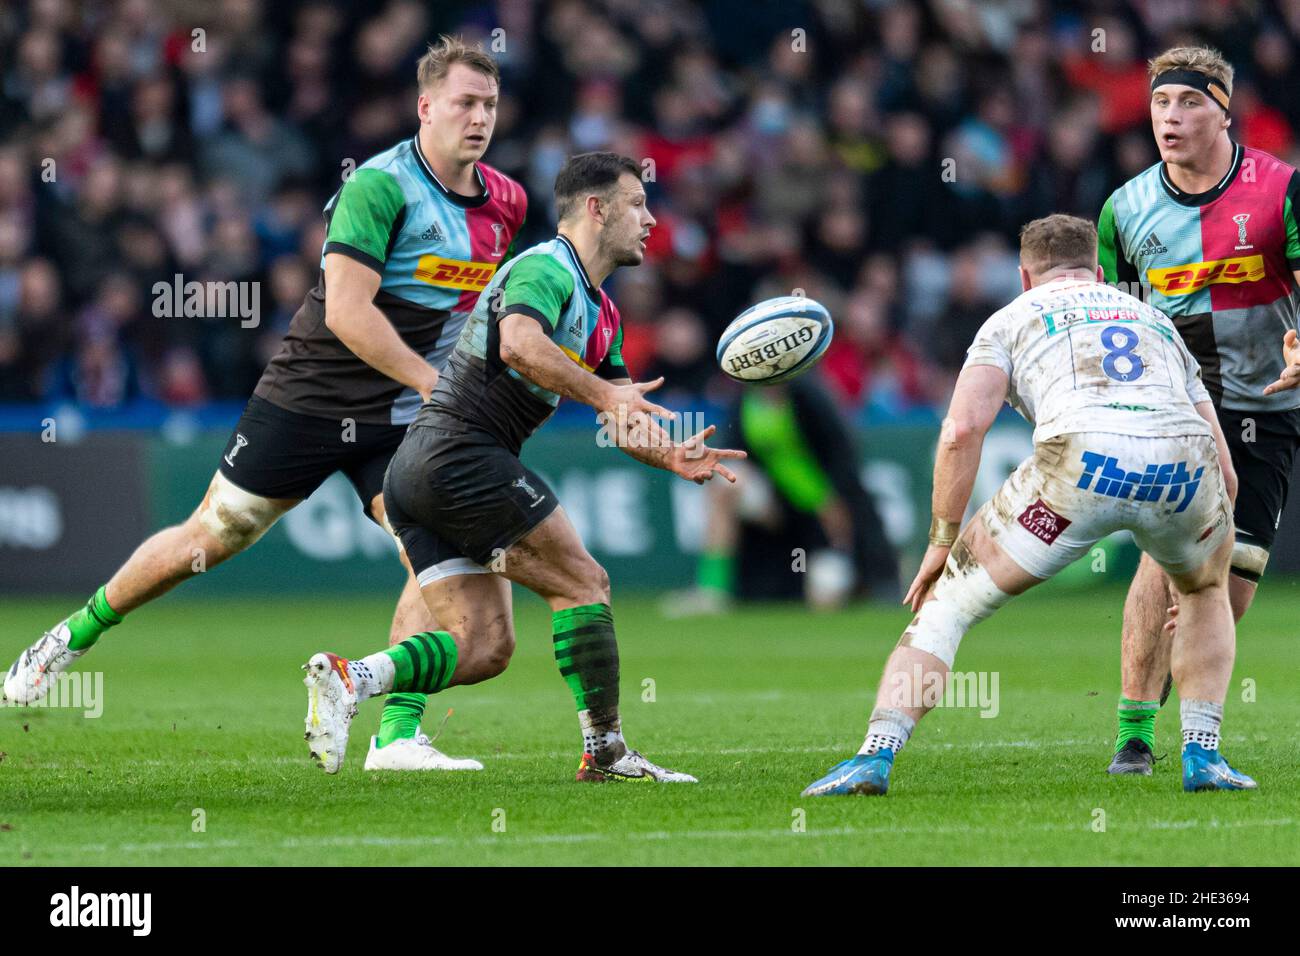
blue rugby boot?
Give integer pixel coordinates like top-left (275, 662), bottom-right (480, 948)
top-left (1182, 743), bottom-right (1257, 792)
top-left (802, 750), bottom-right (894, 796)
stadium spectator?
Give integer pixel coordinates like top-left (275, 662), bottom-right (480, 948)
top-left (0, 0), bottom-right (1297, 426)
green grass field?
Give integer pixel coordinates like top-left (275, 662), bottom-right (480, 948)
top-left (2, 583), bottom-right (1298, 866)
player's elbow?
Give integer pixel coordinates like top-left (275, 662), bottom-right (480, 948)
top-left (940, 416), bottom-right (981, 449)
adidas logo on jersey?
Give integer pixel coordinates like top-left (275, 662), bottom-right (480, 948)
top-left (567, 318), bottom-right (584, 338)
top-left (419, 222), bottom-right (446, 243)
top-left (1137, 231), bottom-right (1167, 257)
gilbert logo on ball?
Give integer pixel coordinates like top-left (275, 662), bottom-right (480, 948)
top-left (716, 295), bottom-right (834, 385)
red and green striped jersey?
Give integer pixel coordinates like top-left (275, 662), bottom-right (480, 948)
top-left (420, 235), bottom-right (626, 454)
top-left (1098, 143), bottom-right (1300, 413)
top-left (255, 134), bottom-right (527, 425)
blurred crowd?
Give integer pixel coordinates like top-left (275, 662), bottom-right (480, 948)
top-left (3, 0), bottom-right (1300, 419)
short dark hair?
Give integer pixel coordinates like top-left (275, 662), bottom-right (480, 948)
top-left (1019, 213), bottom-right (1097, 274)
top-left (554, 152), bottom-right (642, 222)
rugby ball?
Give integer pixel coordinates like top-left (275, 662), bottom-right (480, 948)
top-left (716, 295), bottom-right (833, 385)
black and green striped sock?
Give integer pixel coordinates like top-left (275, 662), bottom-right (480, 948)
top-left (382, 632), bottom-right (458, 696)
top-left (1115, 696), bottom-right (1159, 751)
top-left (66, 586), bottom-right (123, 652)
top-left (552, 603), bottom-right (620, 714)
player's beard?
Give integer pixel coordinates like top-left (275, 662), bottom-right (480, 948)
top-left (601, 229), bottom-right (643, 268)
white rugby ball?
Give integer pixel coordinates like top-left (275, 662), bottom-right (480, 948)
top-left (716, 295), bottom-right (833, 385)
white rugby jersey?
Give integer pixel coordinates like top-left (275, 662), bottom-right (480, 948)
top-left (964, 276), bottom-right (1212, 442)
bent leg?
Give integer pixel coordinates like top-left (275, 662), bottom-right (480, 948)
top-left (109, 471), bottom-right (296, 613)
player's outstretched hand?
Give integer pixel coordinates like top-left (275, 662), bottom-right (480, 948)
top-left (904, 543), bottom-right (950, 612)
top-left (1263, 329), bottom-right (1300, 395)
top-left (601, 377), bottom-right (676, 422)
top-left (670, 424), bottom-right (747, 484)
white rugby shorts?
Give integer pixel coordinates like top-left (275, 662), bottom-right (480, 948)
top-left (980, 431), bottom-right (1231, 580)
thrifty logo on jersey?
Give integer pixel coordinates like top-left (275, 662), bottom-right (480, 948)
top-left (1145, 255), bottom-right (1265, 296)
top-left (413, 255), bottom-right (498, 291)
top-left (725, 326), bottom-right (815, 374)
top-left (1076, 451), bottom-right (1204, 512)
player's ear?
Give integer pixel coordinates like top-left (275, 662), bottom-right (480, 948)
top-left (417, 92), bottom-right (431, 124)
top-left (1018, 265), bottom-right (1032, 292)
top-left (587, 193), bottom-right (605, 225)
top-left (1095, 264), bottom-right (1104, 283)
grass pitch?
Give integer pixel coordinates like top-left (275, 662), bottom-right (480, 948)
top-left (2, 583), bottom-right (1298, 866)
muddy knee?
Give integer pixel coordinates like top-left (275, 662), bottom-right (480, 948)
top-left (196, 472), bottom-right (287, 554)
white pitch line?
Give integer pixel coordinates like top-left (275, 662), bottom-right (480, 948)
top-left (28, 817), bottom-right (1299, 857)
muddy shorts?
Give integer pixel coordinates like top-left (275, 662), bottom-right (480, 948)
top-left (981, 431), bottom-right (1231, 580)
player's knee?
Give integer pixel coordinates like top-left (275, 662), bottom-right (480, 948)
top-left (196, 473), bottom-right (283, 554)
top-left (899, 556), bottom-right (1011, 668)
top-left (581, 561), bottom-right (611, 606)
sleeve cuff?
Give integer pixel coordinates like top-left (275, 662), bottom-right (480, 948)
top-left (324, 241), bottom-right (384, 274)
top-left (500, 303), bottom-right (556, 331)
top-left (595, 362), bottom-right (629, 380)
top-left (1287, 257), bottom-right (1300, 273)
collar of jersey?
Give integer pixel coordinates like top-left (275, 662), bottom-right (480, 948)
top-left (556, 233), bottom-right (601, 304)
top-left (411, 135), bottom-right (490, 209)
top-left (1159, 141), bottom-right (1243, 207)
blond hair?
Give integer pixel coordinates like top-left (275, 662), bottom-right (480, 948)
top-left (1019, 214), bottom-right (1097, 274)
top-left (416, 35), bottom-right (499, 91)
top-left (1148, 45), bottom-right (1234, 98)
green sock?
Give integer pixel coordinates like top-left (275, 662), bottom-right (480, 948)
top-left (1115, 697), bottom-right (1159, 751)
top-left (382, 631), bottom-right (458, 695)
top-left (696, 551), bottom-right (734, 595)
top-left (376, 693), bottom-right (427, 748)
top-left (65, 586), bottom-right (123, 652)
top-left (552, 603), bottom-right (620, 713)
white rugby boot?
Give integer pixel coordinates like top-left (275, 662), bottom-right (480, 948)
top-left (363, 732), bottom-right (484, 771)
top-left (302, 652), bottom-right (359, 774)
top-left (4, 621), bottom-right (85, 705)
top-left (575, 748), bottom-right (698, 783)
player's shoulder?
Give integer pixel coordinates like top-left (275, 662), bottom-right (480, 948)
top-left (357, 136), bottom-right (417, 177)
top-left (505, 239), bottom-right (576, 285)
top-left (1238, 145), bottom-right (1297, 186)
top-left (1107, 161), bottom-right (1165, 219)
top-left (476, 162), bottom-right (528, 219)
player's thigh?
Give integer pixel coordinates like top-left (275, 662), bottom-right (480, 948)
top-left (976, 433), bottom-right (1108, 583)
top-left (500, 506), bottom-right (607, 605)
top-left (1128, 435), bottom-right (1233, 592)
top-left (193, 471), bottom-right (298, 556)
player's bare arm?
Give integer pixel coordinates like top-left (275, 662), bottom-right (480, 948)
top-left (905, 363), bottom-right (1009, 611)
top-left (324, 253), bottom-right (440, 402)
top-left (497, 310), bottom-right (672, 419)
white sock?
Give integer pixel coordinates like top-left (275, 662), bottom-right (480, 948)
top-left (1181, 698), bottom-right (1223, 751)
top-left (858, 707), bottom-right (916, 756)
top-left (350, 654), bottom-right (394, 700)
top-left (579, 709), bottom-right (624, 760)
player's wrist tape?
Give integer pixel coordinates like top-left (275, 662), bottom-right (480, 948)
top-left (928, 517), bottom-right (960, 548)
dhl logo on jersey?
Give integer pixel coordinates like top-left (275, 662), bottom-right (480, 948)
top-left (413, 255), bottom-right (498, 291)
top-left (1145, 255), bottom-right (1265, 296)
